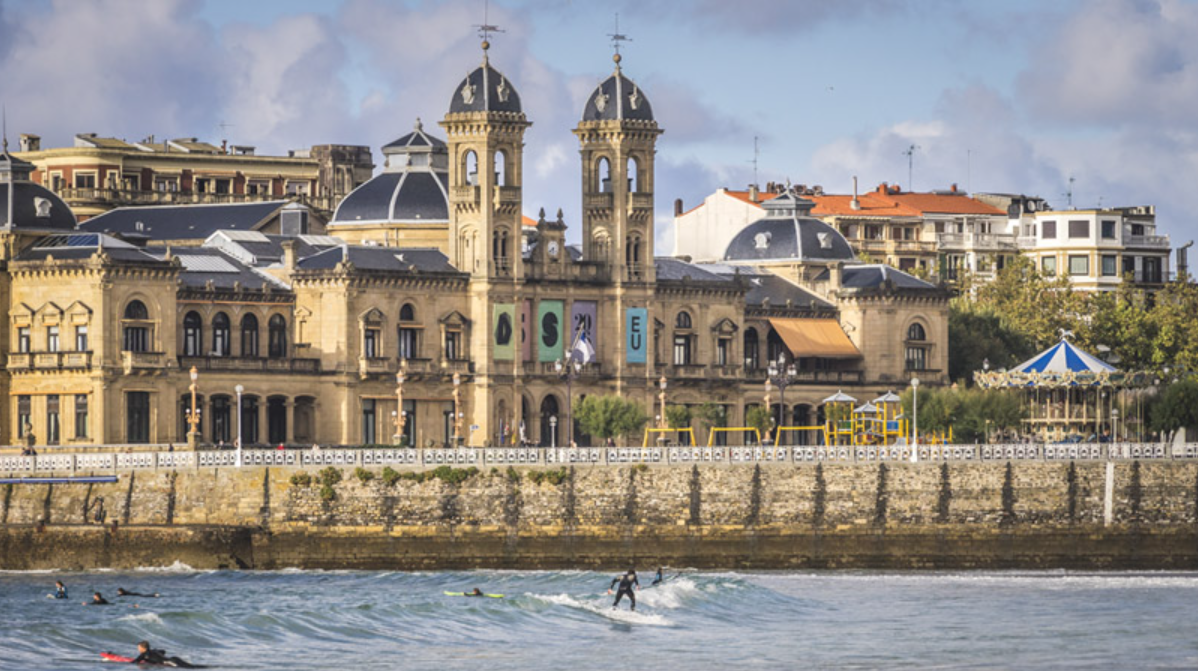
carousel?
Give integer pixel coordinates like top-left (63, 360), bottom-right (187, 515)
top-left (973, 336), bottom-right (1152, 442)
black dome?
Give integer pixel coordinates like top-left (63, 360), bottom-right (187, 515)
top-left (582, 71), bottom-right (654, 122)
top-left (448, 63), bottom-right (522, 115)
top-left (0, 182), bottom-right (76, 230)
top-left (724, 194), bottom-right (855, 263)
top-left (333, 171), bottom-right (449, 223)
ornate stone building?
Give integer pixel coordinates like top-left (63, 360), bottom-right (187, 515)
top-left (0, 44), bottom-right (949, 449)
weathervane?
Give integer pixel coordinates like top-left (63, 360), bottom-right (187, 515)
top-left (608, 13), bottom-right (631, 66)
top-left (474, 0), bottom-right (503, 53)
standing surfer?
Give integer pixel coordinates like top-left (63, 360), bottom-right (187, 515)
top-left (608, 568), bottom-right (640, 611)
top-left (651, 568), bottom-right (665, 586)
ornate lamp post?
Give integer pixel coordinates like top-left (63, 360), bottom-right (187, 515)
top-left (452, 372), bottom-right (462, 447)
top-left (186, 366), bottom-right (201, 449)
top-left (234, 384), bottom-right (245, 468)
top-left (658, 376), bottom-right (668, 430)
top-left (549, 415), bottom-right (558, 449)
top-left (393, 371), bottom-right (406, 445)
top-left (910, 377), bottom-right (920, 463)
top-left (763, 378), bottom-right (773, 444)
top-left (767, 354), bottom-right (797, 444)
top-left (555, 356), bottom-right (582, 448)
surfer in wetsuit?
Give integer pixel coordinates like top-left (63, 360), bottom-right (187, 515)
top-left (608, 568), bottom-right (639, 611)
top-left (85, 592), bottom-right (110, 605)
top-left (651, 568), bottom-right (664, 586)
top-left (52, 581), bottom-right (68, 599)
top-left (117, 587), bottom-right (159, 598)
top-left (132, 640), bottom-right (197, 668)
top-left (464, 588), bottom-right (484, 597)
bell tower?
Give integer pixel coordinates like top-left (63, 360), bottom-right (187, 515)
top-left (440, 40), bottom-right (531, 281)
top-left (574, 49), bottom-right (662, 285)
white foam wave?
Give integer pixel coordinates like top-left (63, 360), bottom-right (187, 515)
top-left (639, 577), bottom-right (700, 609)
top-left (528, 593), bottom-right (670, 626)
top-left (118, 611), bottom-right (163, 623)
top-left (130, 561), bottom-right (202, 573)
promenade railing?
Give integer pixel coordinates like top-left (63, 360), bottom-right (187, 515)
top-left (1, 442), bottom-right (1195, 475)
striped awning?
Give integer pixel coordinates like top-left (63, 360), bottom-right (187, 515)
top-left (769, 318), bottom-right (862, 359)
top-left (1010, 339), bottom-right (1116, 374)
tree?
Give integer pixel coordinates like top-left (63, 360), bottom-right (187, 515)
top-left (973, 255), bottom-right (1087, 350)
top-left (693, 402), bottom-right (728, 443)
top-left (948, 304), bottom-right (1034, 384)
top-left (665, 404), bottom-right (692, 429)
top-left (900, 386), bottom-right (960, 436)
top-left (745, 406), bottom-right (772, 440)
top-left (1149, 379), bottom-right (1198, 440)
top-left (1146, 280), bottom-right (1198, 371)
top-left (574, 395), bottom-right (649, 442)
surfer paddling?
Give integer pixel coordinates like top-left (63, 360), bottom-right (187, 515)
top-left (117, 587), bottom-right (160, 598)
top-left (651, 568), bottom-right (664, 586)
top-left (608, 568), bottom-right (640, 611)
top-left (128, 640), bottom-right (198, 668)
top-left (84, 592), bottom-right (111, 606)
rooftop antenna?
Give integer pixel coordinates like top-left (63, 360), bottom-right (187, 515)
top-left (2, 104), bottom-right (8, 153)
top-left (749, 136), bottom-right (760, 188)
top-left (902, 144), bottom-right (919, 192)
top-left (608, 12), bottom-right (631, 67)
top-left (1063, 176), bottom-right (1075, 209)
top-left (474, 0), bottom-right (503, 54)
top-left (966, 148), bottom-right (972, 194)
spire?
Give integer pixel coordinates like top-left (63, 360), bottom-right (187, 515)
top-left (474, 0), bottom-right (502, 64)
top-left (608, 13), bottom-right (631, 73)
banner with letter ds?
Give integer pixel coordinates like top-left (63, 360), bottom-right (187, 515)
top-left (493, 303), bottom-right (515, 360)
top-left (521, 300), bottom-right (533, 362)
top-left (537, 300), bottom-right (564, 362)
top-left (626, 307), bottom-right (647, 363)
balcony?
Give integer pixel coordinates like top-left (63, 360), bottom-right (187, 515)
top-left (673, 363), bottom-right (708, 379)
top-left (400, 358), bottom-right (435, 374)
top-left (451, 185), bottom-right (479, 206)
top-left (440, 358), bottom-right (474, 375)
top-left (1017, 236), bottom-right (1038, 249)
top-left (179, 355), bottom-right (319, 373)
top-left (359, 357), bottom-right (396, 378)
top-left (584, 192), bottom-right (613, 209)
top-left (63, 351), bottom-right (92, 368)
top-left (629, 192), bottom-right (654, 210)
top-left (122, 351), bottom-right (166, 373)
top-left (56, 187), bottom-right (336, 212)
top-left (7, 353), bottom-right (30, 370)
top-left (1125, 234), bottom-right (1170, 249)
top-left (937, 232), bottom-right (1018, 252)
top-left (494, 186), bottom-right (521, 205)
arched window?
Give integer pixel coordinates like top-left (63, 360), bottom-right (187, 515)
top-left (673, 311), bottom-right (693, 366)
top-left (398, 304), bottom-right (417, 359)
top-left (400, 303), bottom-right (416, 322)
top-left (183, 311), bottom-right (203, 357)
top-left (675, 311), bottom-right (692, 329)
top-left (907, 323), bottom-right (927, 341)
top-left (627, 156), bottom-right (639, 193)
top-left (905, 322), bottom-right (928, 371)
top-left (241, 313), bottom-right (259, 357)
top-left (122, 300), bottom-right (150, 352)
top-left (464, 150), bottom-right (479, 186)
top-left (744, 327), bottom-right (759, 370)
top-left (212, 312), bottom-right (230, 356)
top-left (124, 300), bottom-right (148, 320)
top-left (268, 314), bottom-right (287, 359)
top-left (598, 157), bottom-right (612, 193)
top-left (495, 150), bottom-right (508, 187)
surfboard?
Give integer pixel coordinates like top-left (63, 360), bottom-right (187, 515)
top-left (101, 652), bottom-right (135, 663)
top-left (443, 591), bottom-right (504, 598)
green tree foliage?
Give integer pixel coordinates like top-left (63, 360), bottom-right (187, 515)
top-left (573, 395), bottom-right (649, 441)
top-left (745, 406), bottom-right (772, 438)
top-left (948, 305), bottom-right (1034, 384)
top-left (665, 404), bottom-right (693, 429)
top-left (901, 386), bottom-right (1027, 443)
top-left (974, 255), bottom-right (1086, 351)
top-left (1150, 379), bottom-right (1198, 437)
top-left (694, 402), bottom-right (728, 432)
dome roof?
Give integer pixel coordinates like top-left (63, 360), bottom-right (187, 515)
top-left (582, 70), bottom-right (654, 122)
top-left (723, 191), bottom-right (854, 263)
top-left (448, 62), bottom-right (522, 115)
top-left (332, 170), bottom-right (449, 224)
top-left (382, 119), bottom-right (446, 152)
top-left (0, 150), bottom-right (76, 230)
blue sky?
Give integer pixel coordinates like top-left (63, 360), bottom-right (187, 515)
top-left (3, 0), bottom-right (1196, 251)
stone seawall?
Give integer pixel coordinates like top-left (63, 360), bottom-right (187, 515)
top-left (2, 461), bottom-right (1197, 570)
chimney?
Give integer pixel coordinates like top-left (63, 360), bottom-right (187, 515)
top-left (950, 183), bottom-right (958, 193)
top-left (749, 184), bottom-right (759, 202)
top-left (851, 176), bottom-right (861, 210)
top-left (1180, 241), bottom-right (1193, 280)
top-left (282, 239), bottom-right (298, 272)
top-left (18, 134), bottom-right (40, 152)
top-left (828, 261), bottom-right (844, 293)
top-left (674, 198), bottom-right (683, 216)
top-left (877, 182), bottom-right (887, 195)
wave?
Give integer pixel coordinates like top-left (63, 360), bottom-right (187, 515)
top-left (527, 592), bottom-right (671, 626)
top-left (118, 611), bottom-right (163, 623)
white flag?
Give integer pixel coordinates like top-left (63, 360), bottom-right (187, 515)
top-left (572, 329), bottom-right (595, 364)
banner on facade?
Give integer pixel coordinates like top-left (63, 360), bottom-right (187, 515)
top-left (521, 300), bottom-right (533, 362)
top-left (570, 301), bottom-right (598, 362)
top-left (626, 307), bottom-right (647, 363)
top-left (538, 300), bottom-right (564, 362)
top-left (493, 303), bottom-right (515, 360)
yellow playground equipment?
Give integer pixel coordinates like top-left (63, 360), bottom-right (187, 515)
top-left (822, 390), bottom-right (856, 445)
top-left (802, 390), bottom-right (912, 446)
top-left (642, 427), bottom-right (697, 447)
top-left (710, 427), bottom-right (763, 447)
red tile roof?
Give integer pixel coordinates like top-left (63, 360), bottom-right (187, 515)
top-left (680, 186), bottom-right (1003, 218)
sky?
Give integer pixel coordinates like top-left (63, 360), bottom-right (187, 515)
top-left (2, 0), bottom-right (1196, 253)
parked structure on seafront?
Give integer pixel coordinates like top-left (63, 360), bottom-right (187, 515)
top-left (0, 40), bottom-right (948, 449)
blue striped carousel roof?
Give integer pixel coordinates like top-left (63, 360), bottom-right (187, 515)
top-left (1010, 339), bottom-right (1116, 375)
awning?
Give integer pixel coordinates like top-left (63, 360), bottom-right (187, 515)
top-left (769, 318), bottom-right (862, 359)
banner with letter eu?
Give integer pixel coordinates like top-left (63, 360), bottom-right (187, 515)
top-left (570, 301), bottom-right (598, 361)
top-left (626, 307), bottom-right (647, 363)
top-left (493, 304), bottom-right (515, 360)
top-left (521, 300), bottom-right (533, 362)
top-left (537, 300), bottom-right (564, 362)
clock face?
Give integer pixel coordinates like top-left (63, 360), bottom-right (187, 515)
top-left (547, 240), bottom-right (559, 257)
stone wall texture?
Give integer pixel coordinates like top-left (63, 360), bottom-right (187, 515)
top-left (2, 460), bottom-right (1197, 570)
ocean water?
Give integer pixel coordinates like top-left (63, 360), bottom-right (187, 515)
top-left (2, 567), bottom-right (1197, 670)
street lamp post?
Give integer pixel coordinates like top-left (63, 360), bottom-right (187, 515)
top-left (549, 415), bottom-right (558, 449)
top-left (1111, 407), bottom-right (1120, 456)
top-left (234, 384), bottom-right (244, 468)
top-left (393, 371), bottom-right (406, 445)
top-left (186, 366), bottom-right (201, 450)
top-left (452, 372), bottom-right (462, 447)
top-left (555, 356), bottom-right (582, 448)
top-left (910, 378), bottom-right (920, 463)
top-left (767, 354), bottom-right (797, 445)
top-left (763, 379), bottom-right (772, 444)
top-left (658, 376), bottom-right (668, 430)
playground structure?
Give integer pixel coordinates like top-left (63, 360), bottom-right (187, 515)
top-left (771, 390), bottom-right (915, 447)
top-left (707, 427), bottom-right (762, 447)
top-left (642, 427), bottom-right (697, 448)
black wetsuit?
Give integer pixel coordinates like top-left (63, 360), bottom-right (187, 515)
top-left (651, 569), bottom-right (664, 586)
top-left (89, 597), bottom-right (110, 605)
top-left (610, 572), bottom-right (639, 610)
top-left (133, 649), bottom-right (196, 668)
top-left (54, 587), bottom-right (68, 599)
top-left (118, 590), bottom-right (156, 598)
